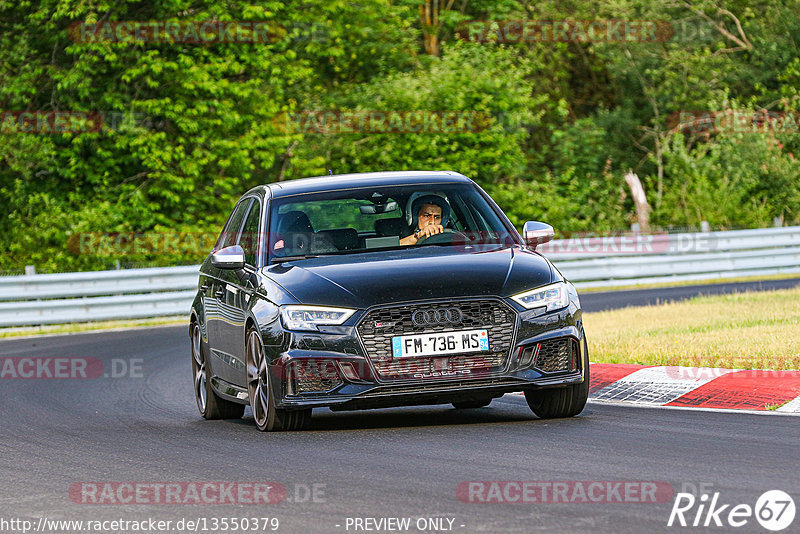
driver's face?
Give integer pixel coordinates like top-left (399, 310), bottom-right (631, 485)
top-left (417, 203), bottom-right (443, 229)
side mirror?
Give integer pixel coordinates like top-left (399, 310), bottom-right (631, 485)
top-left (522, 221), bottom-right (554, 250)
top-left (211, 245), bottom-right (246, 269)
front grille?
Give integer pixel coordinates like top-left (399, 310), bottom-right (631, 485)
top-left (357, 299), bottom-right (516, 381)
top-left (533, 338), bottom-right (577, 373)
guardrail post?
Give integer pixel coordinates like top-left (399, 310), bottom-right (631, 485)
top-left (25, 265), bottom-right (36, 276)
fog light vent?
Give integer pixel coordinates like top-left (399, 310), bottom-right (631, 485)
top-left (339, 362), bottom-right (360, 381)
top-left (288, 359), bottom-right (342, 395)
top-left (533, 338), bottom-right (575, 373)
top-left (516, 345), bottom-right (538, 369)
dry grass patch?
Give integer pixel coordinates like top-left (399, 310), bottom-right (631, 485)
top-left (584, 287), bottom-right (800, 370)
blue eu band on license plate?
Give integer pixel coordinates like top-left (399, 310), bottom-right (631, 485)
top-left (391, 329), bottom-right (489, 358)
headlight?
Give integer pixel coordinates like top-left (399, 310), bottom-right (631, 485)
top-left (280, 305), bottom-right (356, 331)
top-left (511, 282), bottom-right (569, 311)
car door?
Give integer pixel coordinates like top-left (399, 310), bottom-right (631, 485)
top-left (205, 198), bottom-right (252, 386)
top-left (215, 197), bottom-right (262, 387)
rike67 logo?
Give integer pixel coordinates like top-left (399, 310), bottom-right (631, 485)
top-left (668, 490), bottom-right (795, 531)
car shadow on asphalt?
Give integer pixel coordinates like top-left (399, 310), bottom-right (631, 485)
top-left (225, 396), bottom-right (592, 432)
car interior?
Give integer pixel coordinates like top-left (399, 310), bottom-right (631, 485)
top-left (269, 187), bottom-right (513, 259)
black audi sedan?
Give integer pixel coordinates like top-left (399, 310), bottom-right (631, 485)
top-left (190, 171), bottom-right (588, 431)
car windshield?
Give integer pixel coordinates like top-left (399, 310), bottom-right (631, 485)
top-left (267, 183), bottom-right (517, 262)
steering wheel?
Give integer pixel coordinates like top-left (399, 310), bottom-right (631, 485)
top-left (416, 228), bottom-right (471, 245)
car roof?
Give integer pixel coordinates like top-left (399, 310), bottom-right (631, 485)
top-left (257, 171), bottom-right (472, 198)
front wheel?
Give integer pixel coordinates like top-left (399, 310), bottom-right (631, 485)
top-left (246, 329), bottom-right (311, 432)
top-left (191, 322), bottom-right (244, 420)
top-left (524, 336), bottom-right (589, 419)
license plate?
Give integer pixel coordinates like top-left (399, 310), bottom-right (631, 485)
top-left (391, 329), bottom-right (489, 358)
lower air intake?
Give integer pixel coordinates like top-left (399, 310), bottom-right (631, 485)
top-left (533, 338), bottom-right (578, 373)
top-left (288, 360), bottom-right (342, 395)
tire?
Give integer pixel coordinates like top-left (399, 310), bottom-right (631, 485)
top-left (246, 329), bottom-right (311, 432)
top-left (524, 335), bottom-right (590, 419)
top-left (191, 322), bottom-right (245, 420)
top-left (452, 398), bottom-right (493, 409)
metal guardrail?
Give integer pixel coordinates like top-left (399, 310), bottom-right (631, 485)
top-left (0, 265), bottom-right (200, 300)
top-left (544, 226), bottom-right (800, 289)
top-left (0, 227), bottom-right (798, 327)
top-left (0, 266), bottom-right (199, 327)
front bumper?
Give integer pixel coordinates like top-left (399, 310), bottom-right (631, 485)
top-left (268, 298), bottom-right (585, 411)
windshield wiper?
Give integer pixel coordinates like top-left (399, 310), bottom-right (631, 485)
top-left (270, 254), bottom-right (322, 263)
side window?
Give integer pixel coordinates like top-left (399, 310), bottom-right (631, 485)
top-left (239, 199), bottom-right (262, 266)
top-left (217, 199), bottom-right (252, 250)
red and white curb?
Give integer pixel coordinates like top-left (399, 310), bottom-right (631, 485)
top-left (587, 363), bottom-right (800, 413)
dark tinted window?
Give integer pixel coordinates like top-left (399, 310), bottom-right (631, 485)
top-left (268, 183), bottom-right (517, 261)
top-left (240, 199), bottom-right (262, 266)
top-left (217, 198), bottom-right (252, 250)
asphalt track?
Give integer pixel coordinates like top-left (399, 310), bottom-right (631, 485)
top-left (579, 276), bottom-right (800, 312)
top-left (1, 307), bottom-right (799, 533)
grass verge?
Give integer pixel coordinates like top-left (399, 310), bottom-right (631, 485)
top-left (765, 401), bottom-right (790, 411)
top-left (584, 287), bottom-right (800, 370)
top-left (0, 316), bottom-right (186, 339)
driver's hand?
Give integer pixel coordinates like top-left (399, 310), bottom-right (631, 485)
top-left (419, 224), bottom-right (444, 239)
top-left (400, 224), bottom-right (445, 245)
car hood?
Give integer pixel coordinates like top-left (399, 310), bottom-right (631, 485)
top-left (264, 246), bottom-right (553, 309)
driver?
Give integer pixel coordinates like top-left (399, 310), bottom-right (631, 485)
top-left (399, 194), bottom-right (451, 246)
